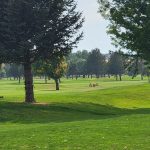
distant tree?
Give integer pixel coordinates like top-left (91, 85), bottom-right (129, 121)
top-left (76, 50), bottom-right (89, 60)
top-left (0, 64), bottom-right (5, 79)
top-left (67, 63), bottom-right (77, 79)
top-left (43, 57), bottom-right (67, 90)
top-left (32, 61), bottom-right (46, 80)
top-left (67, 50), bottom-right (89, 78)
top-left (76, 59), bottom-right (87, 78)
top-left (138, 60), bottom-right (150, 80)
top-left (125, 56), bottom-right (150, 80)
top-left (0, 0), bottom-right (83, 103)
top-left (108, 52), bottom-right (124, 81)
top-left (3, 64), bottom-right (11, 79)
top-left (76, 50), bottom-right (89, 77)
top-left (126, 57), bottom-right (138, 79)
top-left (33, 57), bottom-right (67, 90)
top-left (5, 64), bottom-right (24, 83)
top-left (87, 48), bottom-right (105, 78)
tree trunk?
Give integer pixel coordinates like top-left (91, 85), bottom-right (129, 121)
top-left (24, 63), bottom-right (35, 103)
top-left (18, 76), bottom-right (21, 84)
top-left (141, 74), bottom-right (144, 80)
top-left (91, 74), bottom-right (93, 79)
top-left (119, 74), bottom-right (122, 81)
top-left (59, 78), bottom-right (61, 83)
top-left (55, 79), bottom-right (59, 90)
top-left (115, 75), bottom-right (118, 81)
top-left (45, 75), bottom-right (47, 84)
top-left (148, 75), bottom-right (150, 83)
top-left (76, 75), bottom-right (78, 80)
top-left (97, 74), bottom-right (100, 78)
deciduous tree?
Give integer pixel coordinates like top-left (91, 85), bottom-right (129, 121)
top-left (98, 0), bottom-right (150, 62)
top-left (108, 51), bottom-right (124, 81)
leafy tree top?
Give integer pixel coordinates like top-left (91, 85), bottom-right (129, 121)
top-left (0, 0), bottom-right (84, 64)
top-left (98, 0), bottom-right (150, 62)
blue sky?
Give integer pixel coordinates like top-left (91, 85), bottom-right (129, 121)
top-left (75, 0), bottom-right (115, 53)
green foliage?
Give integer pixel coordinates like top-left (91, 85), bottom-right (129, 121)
top-left (1, 0), bottom-right (83, 64)
top-left (32, 61), bottom-right (46, 77)
top-left (33, 57), bottom-right (67, 80)
top-left (4, 64), bottom-right (24, 79)
top-left (47, 58), bottom-right (67, 80)
top-left (108, 51), bottom-right (124, 78)
top-left (33, 57), bottom-right (67, 90)
top-left (87, 48), bottom-right (105, 77)
top-left (98, 0), bottom-right (150, 62)
top-left (0, 0), bottom-right (10, 61)
top-left (67, 50), bottom-right (89, 77)
top-left (0, 64), bottom-right (5, 79)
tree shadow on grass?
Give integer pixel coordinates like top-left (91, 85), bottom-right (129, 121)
top-left (0, 102), bottom-right (149, 124)
top-left (37, 89), bottom-right (56, 92)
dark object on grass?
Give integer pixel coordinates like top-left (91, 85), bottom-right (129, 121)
top-left (0, 96), bottom-right (4, 99)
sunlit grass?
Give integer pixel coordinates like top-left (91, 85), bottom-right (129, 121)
top-left (0, 76), bottom-right (150, 149)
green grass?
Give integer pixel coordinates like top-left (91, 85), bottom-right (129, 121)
top-left (0, 76), bottom-right (150, 149)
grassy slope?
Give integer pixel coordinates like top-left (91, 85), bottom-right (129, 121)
top-left (0, 76), bottom-right (150, 150)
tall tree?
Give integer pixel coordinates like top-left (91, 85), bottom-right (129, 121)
top-left (0, 0), bottom-right (83, 103)
top-left (67, 63), bottom-right (77, 79)
top-left (67, 50), bottom-right (89, 78)
top-left (0, 0), bottom-right (10, 53)
top-left (108, 51), bottom-right (124, 81)
top-left (98, 0), bottom-right (150, 62)
top-left (87, 48), bottom-right (105, 78)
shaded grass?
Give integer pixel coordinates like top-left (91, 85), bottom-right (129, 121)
top-left (0, 102), bottom-right (150, 150)
top-left (0, 102), bottom-right (150, 124)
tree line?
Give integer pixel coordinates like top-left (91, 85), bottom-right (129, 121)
top-left (1, 49), bottom-right (149, 87)
top-left (67, 49), bottom-right (150, 81)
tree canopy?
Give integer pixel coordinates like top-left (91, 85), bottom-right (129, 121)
top-left (98, 0), bottom-right (150, 62)
top-left (87, 48), bottom-right (105, 77)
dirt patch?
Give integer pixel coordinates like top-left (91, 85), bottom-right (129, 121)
top-left (32, 102), bottom-right (49, 106)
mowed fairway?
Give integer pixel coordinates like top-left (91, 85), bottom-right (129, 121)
top-left (0, 77), bottom-right (150, 150)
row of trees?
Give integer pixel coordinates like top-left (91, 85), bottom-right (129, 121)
top-left (67, 49), bottom-right (149, 80)
top-left (0, 0), bottom-right (84, 103)
top-left (1, 49), bottom-right (149, 86)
